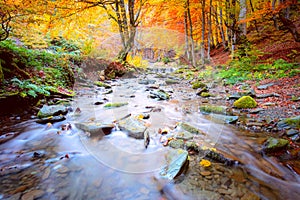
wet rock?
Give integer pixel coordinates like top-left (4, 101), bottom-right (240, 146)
top-left (263, 137), bottom-right (289, 153)
top-left (21, 190), bottom-right (44, 200)
top-left (75, 121), bottom-right (115, 135)
top-left (177, 122), bottom-right (206, 135)
top-left (37, 105), bottom-right (68, 118)
top-left (257, 83), bottom-right (274, 90)
top-left (277, 115), bottom-right (300, 129)
top-left (200, 105), bottom-right (228, 115)
top-left (255, 93), bottom-right (280, 99)
top-left (286, 129), bottom-right (299, 137)
top-left (118, 117), bottom-right (147, 139)
top-left (103, 102), bottom-right (128, 108)
top-left (291, 134), bottom-right (300, 142)
top-left (168, 139), bottom-right (184, 149)
top-left (165, 79), bottom-right (180, 85)
top-left (249, 108), bottom-right (264, 114)
top-left (138, 79), bottom-right (156, 85)
top-left (233, 96), bottom-right (257, 109)
top-left (36, 115), bottom-right (66, 124)
top-left (192, 81), bottom-right (206, 89)
top-left (228, 93), bottom-right (242, 100)
top-left (144, 131), bottom-right (150, 148)
top-left (103, 89), bottom-right (113, 94)
top-left (94, 101), bottom-right (105, 105)
top-left (196, 87), bottom-right (209, 96)
top-left (174, 130), bottom-right (194, 140)
top-left (210, 114), bottom-right (239, 124)
top-left (200, 171), bottom-right (212, 176)
top-left (160, 149), bottom-right (189, 179)
top-left (94, 81), bottom-right (111, 89)
top-left (149, 90), bottom-right (170, 100)
top-left (199, 92), bottom-right (213, 98)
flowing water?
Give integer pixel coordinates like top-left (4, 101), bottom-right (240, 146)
top-left (1, 66), bottom-right (300, 200)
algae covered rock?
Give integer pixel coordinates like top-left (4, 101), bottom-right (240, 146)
top-left (103, 102), bottom-right (128, 108)
top-left (37, 105), bottom-right (68, 118)
top-left (94, 81), bottom-right (111, 89)
top-left (168, 139), bottom-right (184, 149)
top-left (200, 105), bottom-right (228, 115)
top-left (263, 137), bottom-right (289, 153)
top-left (192, 81), bottom-right (206, 89)
top-left (233, 96), bottom-right (257, 109)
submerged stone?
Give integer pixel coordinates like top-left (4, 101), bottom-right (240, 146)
top-left (103, 102), bottom-right (128, 108)
top-left (160, 149), bottom-right (189, 179)
top-left (37, 105), bottom-right (68, 118)
top-left (94, 81), bottom-right (111, 89)
top-left (200, 105), bottom-right (228, 115)
top-left (210, 114), bottom-right (239, 124)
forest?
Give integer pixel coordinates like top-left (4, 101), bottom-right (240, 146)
top-left (0, 0), bottom-right (300, 200)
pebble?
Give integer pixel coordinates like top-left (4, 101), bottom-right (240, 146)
top-left (200, 171), bottom-right (211, 176)
top-left (42, 168), bottom-right (51, 180)
top-left (21, 190), bottom-right (44, 200)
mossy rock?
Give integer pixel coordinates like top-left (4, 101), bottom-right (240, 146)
top-left (200, 105), bottom-right (228, 115)
top-left (94, 81), bottom-right (111, 89)
top-left (192, 81), bottom-right (206, 89)
top-left (104, 102), bottom-right (128, 108)
top-left (278, 115), bottom-right (300, 129)
top-left (200, 92), bottom-right (212, 97)
top-left (263, 137), bottom-right (289, 153)
top-left (168, 139), bottom-right (184, 149)
top-left (233, 96), bottom-right (257, 109)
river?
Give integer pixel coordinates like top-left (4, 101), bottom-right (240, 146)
top-left (0, 65), bottom-right (300, 200)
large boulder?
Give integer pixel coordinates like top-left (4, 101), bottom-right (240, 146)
top-left (37, 105), bottom-right (68, 118)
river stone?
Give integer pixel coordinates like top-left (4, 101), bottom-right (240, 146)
top-left (177, 122), bottom-right (206, 135)
top-left (256, 93), bottom-right (280, 98)
top-left (257, 83), bottom-right (274, 90)
top-left (149, 90), bottom-right (170, 100)
top-left (94, 81), bottom-right (111, 89)
top-left (263, 137), bottom-right (289, 153)
top-left (165, 78), bottom-right (180, 85)
top-left (200, 171), bottom-right (212, 176)
top-left (75, 121), bottom-right (115, 135)
top-left (21, 190), bottom-right (45, 200)
top-left (160, 149), bottom-right (189, 179)
top-left (138, 79), bottom-right (156, 85)
top-left (118, 117), bottom-right (147, 139)
top-left (37, 105), bottom-right (68, 118)
top-left (286, 129), bottom-right (299, 137)
top-left (36, 115), bottom-right (66, 124)
top-left (210, 114), bottom-right (239, 124)
top-left (174, 130), bottom-right (194, 140)
top-left (249, 108), bottom-right (264, 114)
top-left (200, 105), bottom-right (228, 115)
top-left (168, 139), bottom-right (184, 149)
top-left (277, 115), bottom-right (300, 129)
top-left (228, 93), bottom-right (242, 100)
top-left (291, 134), bottom-right (300, 142)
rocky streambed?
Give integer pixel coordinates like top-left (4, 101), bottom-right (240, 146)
top-left (0, 64), bottom-right (300, 200)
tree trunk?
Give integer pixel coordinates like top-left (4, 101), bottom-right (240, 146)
top-left (207, 0), bottom-right (212, 61)
top-left (200, 0), bottom-right (205, 64)
top-left (272, 0), bottom-right (279, 30)
top-left (239, 0), bottom-right (247, 36)
top-left (186, 0), bottom-right (196, 66)
top-left (184, 10), bottom-right (191, 60)
top-left (219, 5), bottom-right (226, 49)
top-left (249, 0), bottom-right (259, 33)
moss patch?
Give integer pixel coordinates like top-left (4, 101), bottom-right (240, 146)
top-left (94, 81), bottom-right (111, 89)
top-left (104, 102), bottom-right (128, 108)
top-left (233, 96), bottom-right (257, 108)
top-left (200, 105), bottom-right (227, 115)
top-left (192, 81), bottom-right (206, 89)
